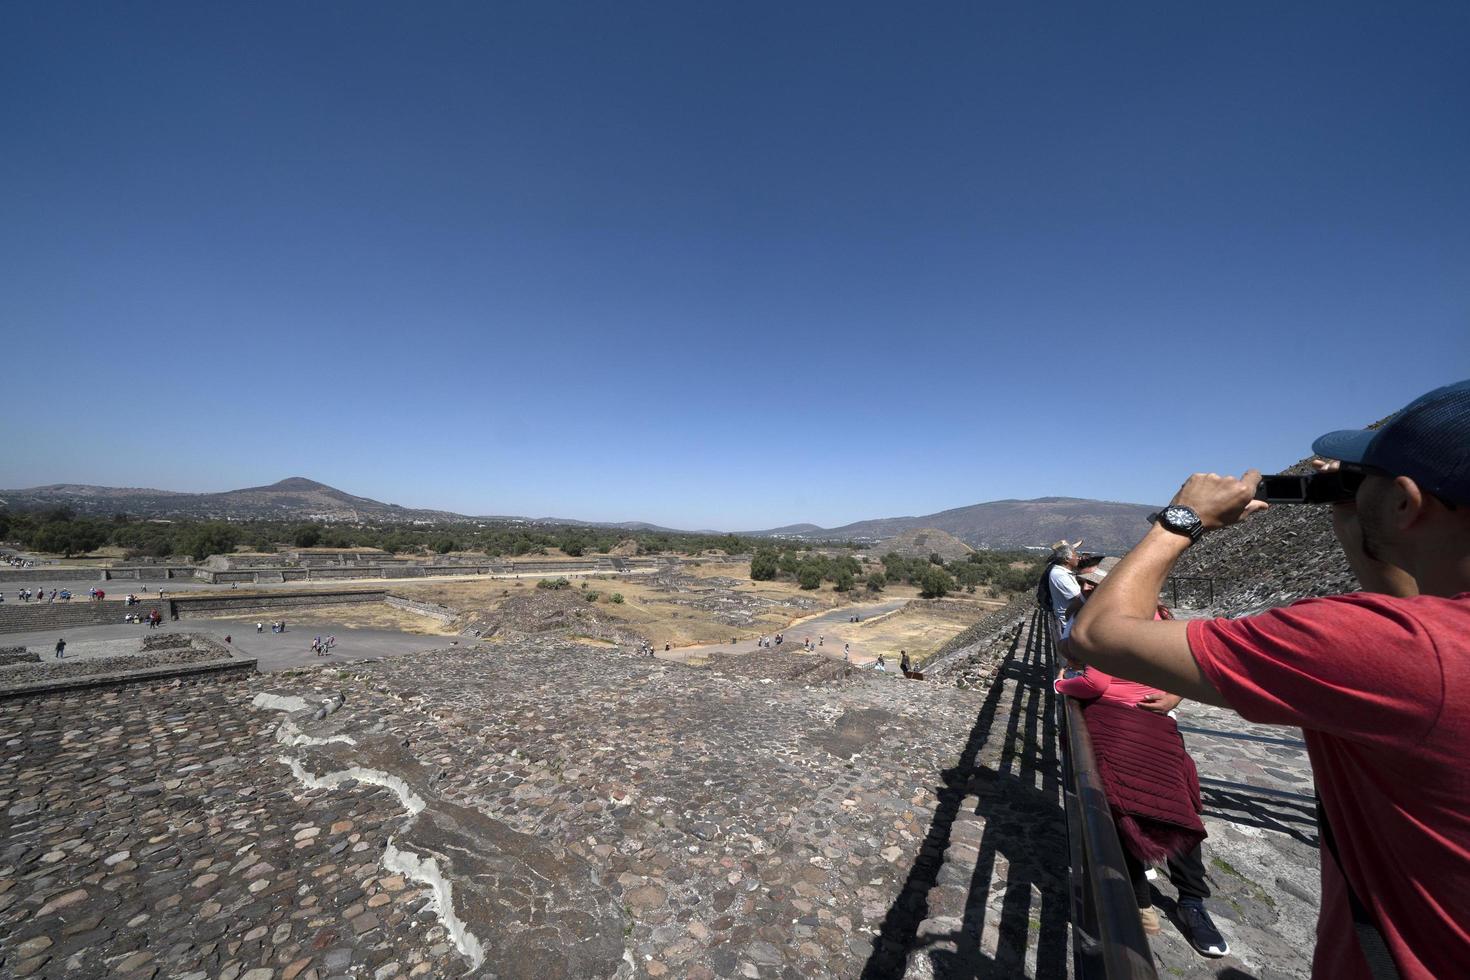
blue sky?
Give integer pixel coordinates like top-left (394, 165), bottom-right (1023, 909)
top-left (2, 3), bottom-right (1467, 530)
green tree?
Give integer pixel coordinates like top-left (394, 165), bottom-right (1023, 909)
top-left (797, 565), bottom-right (823, 590)
top-left (432, 536), bottom-right (457, 555)
top-left (919, 566), bottom-right (955, 599)
top-left (750, 550), bottom-right (779, 581)
top-left (31, 523), bottom-right (77, 556)
top-left (834, 570), bottom-right (855, 592)
top-left (293, 526), bottom-right (322, 548)
top-left (178, 523), bottom-right (241, 561)
top-left (866, 570), bottom-right (887, 592)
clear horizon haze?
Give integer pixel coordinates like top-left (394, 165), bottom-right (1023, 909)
top-left (3, 3), bottom-right (1467, 529)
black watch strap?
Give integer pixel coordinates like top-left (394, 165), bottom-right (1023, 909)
top-left (1150, 507), bottom-right (1205, 542)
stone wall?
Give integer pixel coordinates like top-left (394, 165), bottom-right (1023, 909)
top-left (0, 567), bottom-right (105, 583)
top-left (0, 646), bottom-right (221, 686)
top-left (101, 566), bottom-right (200, 581)
top-left (0, 598), bottom-right (170, 635)
top-left (384, 594), bottom-right (458, 625)
top-left (171, 590), bottom-right (387, 619)
top-left (0, 657), bottom-right (256, 701)
top-left (0, 646), bottom-right (39, 666)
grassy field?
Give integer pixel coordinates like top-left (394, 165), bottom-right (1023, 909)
top-left (851, 599), bottom-right (1007, 666)
top-left (391, 564), bottom-right (834, 646)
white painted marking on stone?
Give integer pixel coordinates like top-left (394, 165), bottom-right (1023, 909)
top-left (250, 693), bottom-right (310, 713)
top-left (383, 840), bottom-right (486, 970)
top-left (274, 717), bottom-right (356, 748)
top-left (279, 756), bottom-right (425, 816)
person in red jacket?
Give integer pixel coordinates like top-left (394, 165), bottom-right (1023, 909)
top-left (1058, 563), bottom-right (1229, 955)
top-left (1070, 379), bottom-right (1470, 980)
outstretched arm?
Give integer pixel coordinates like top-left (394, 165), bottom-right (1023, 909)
top-left (1070, 470), bottom-right (1268, 707)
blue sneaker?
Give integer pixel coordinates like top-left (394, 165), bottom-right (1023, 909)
top-left (1177, 902), bottom-right (1229, 958)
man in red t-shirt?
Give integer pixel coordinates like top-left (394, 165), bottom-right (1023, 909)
top-left (1070, 379), bottom-right (1470, 979)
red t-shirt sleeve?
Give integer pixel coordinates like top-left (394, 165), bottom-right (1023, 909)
top-left (1186, 593), bottom-right (1447, 747)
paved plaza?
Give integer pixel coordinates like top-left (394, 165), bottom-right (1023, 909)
top-left (2, 621), bottom-right (450, 674)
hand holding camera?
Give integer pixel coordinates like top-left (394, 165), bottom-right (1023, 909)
top-left (1169, 469), bottom-right (1270, 531)
top-left (1254, 459), bottom-right (1369, 504)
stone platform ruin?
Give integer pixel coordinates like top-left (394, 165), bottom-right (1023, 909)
top-left (0, 604), bottom-right (1321, 978)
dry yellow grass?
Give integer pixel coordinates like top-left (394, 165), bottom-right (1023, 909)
top-left (394, 562), bottom-right (851, 647)
top-left (850, 598), bottom-right (1006, 666)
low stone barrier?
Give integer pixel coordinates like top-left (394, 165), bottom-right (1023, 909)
top-left (101, 566), bottom-right (200, 581)
top-left (0, 644), bottom-right (225, 687)
top-left (384, 594), bottom-right (458, 625)
top-left (0, 598), bottom-right (169, 634)
top-left (0, 567), bottom-right (106, 583)
top-left (171, 589), bottom-right (388, 619)
top-left (0, 645), bottom-right (39, 666)
top-left (0, 657), bottom-right (257, 701)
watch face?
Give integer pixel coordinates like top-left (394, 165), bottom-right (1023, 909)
top-left (1164, 506), bottom-right (1200, 528)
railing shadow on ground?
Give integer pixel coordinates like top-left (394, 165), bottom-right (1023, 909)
top-left (1199, 786), bottom-right (1319, 848)
top-left (862, 612), bottom-right (1070, 979)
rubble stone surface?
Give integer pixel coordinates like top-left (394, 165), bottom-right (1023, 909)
top-left (0, 678), bottom-right (465, 979)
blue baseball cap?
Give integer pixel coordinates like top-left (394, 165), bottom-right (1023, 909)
top-left (1311, 379), bottom-right (1470, 505)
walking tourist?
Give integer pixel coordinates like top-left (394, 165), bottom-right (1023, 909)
top-left (1070, 380), bottom-right (1470, 979)
top-left (54, 638), bottom-right (65, 659)
top-left (875, 654), bottom-right (886, 672)
top-left (900, 650), bottom-right (911, 675)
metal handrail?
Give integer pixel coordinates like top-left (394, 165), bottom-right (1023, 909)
top-left (1043, 610), bottom-right (1159, 980)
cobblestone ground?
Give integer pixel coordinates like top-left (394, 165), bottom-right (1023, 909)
top-left (248, 638), bottom-right (1066, 979)
top-left (1149, 701), bottom-right (1319, 980)
top-left (0, 681), bottom-right (469, 979)
top-left (0, 614), bottom-right (1320, 979)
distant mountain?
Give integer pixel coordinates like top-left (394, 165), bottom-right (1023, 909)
top-left (0, 478), bottom-right (721, 534)
top-left (748, 496), bottom-right (1160, 555)
top-left (0, 478), bottom-right (462, 524)
top-left (1, 479), bottom-right (1159, 552)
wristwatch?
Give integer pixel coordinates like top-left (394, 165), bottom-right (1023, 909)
top-left (1150, 505), bottom-right (1206, 543)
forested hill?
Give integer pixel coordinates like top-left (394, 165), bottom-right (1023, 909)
top-left (0, 478), bottom-right (461, 523)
